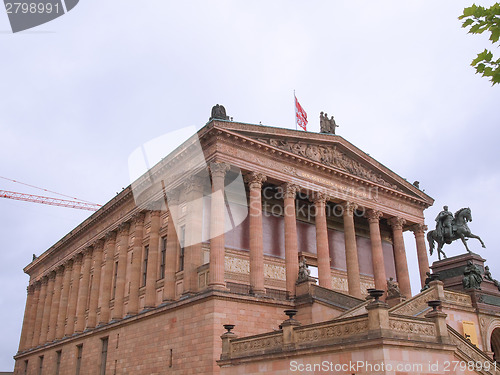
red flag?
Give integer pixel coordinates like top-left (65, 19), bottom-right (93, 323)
top-left (295, 95), bottom-right (308, 131)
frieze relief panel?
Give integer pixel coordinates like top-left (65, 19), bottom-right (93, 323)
top-left (295, 318), bottom-right (369, 344)
top-left (389, 318), bottom-right (436, 337)
top-left (258, 138), bottom-right (401, 191)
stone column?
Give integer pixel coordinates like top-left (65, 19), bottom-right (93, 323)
top-left (39, 271), bottom-right (55, 344)
top-left (366, 210), bottom-right (387, 291)
top-left (208, 162), bottom-right (230, 290)
top-left (388, 217), bottom-right (411, 298)
top-left (342, 202), bottom-right (362, 298)
top-left (144, 211), bottom-right (161, 309)
top-left (56, 261), bottom-right (72, 339)
top-left (87, 240), bottom-right (104, 329)
top-left (183, 175), bottom-right (205, 294)
top-left (75, 248), bottom-right (92, 333)
top-left (47, 266), bottom-right (63, 342)
top-left (163, 195), bottom-right (179, 302)
top-left (98, 231), bottom-right (117, 325)
top-left (314, 193), bottom-right (332, 289)
top-left (411, 224), bottom-right (430, 288)
top-left (283, 183), bottom-right (299, 298)
top-left (65, 254), bottom-right (82, 336)
top-left (18, 285), bottom-right (34, 351)
top-left (127, 213), bottom-right (145, 315)
top-left (25, 283), bottom-right (39, 349)
top-left (32, 278), bottom-right (46, 347)
top-left (245, 172), bottom-right (267, 295)
top-left (112, 223), bottom-right (130, 320)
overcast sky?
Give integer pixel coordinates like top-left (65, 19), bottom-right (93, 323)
top-left (1, 0), bottom-right (500, 370)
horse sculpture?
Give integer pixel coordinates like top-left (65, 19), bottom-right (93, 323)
top-left (427, 207), bottom-right (485, 260)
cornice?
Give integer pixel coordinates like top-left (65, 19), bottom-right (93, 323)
top-left (206, 125), bottom-right (433, 208)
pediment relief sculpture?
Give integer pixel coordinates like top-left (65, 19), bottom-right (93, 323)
top-left (258, 138), bottom-right (401, 191)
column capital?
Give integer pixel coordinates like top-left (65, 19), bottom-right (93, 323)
top-left (92, 238), bottom-right (105, 250)
top-left (105, 230), bottom-right (117, 242)
top-left (388, 217), bottom-right (406, 230)
top-left (131, 211), bottom-right (145, 226)
top-left (209, 162), bottom-right (231, 178)
top-left (149, 210), bottom-right (162, 218)
top-left (366, 209), bottom-right (383, 223)
top-left (118, 221), bottom-right (131, 234)
top-left (27, 284), bottom-right (36, 294)
top-left (184, 175), bottom-right (205, 194)
top-left (281, 183), bottom-right (300, 199)
top-left (55, 264), bottom-right (65, 275)
top-left (47, 270), bottom-right (56, 280)
top-left (312, 192), bottom-right (327, 205)
top-left (244, 172), bottom-right (267, 189)
top-left (341, 201), bottom-right (358, 216)
top-left (73, 252), bottom-right (83, 264)
top-left (40, 275), bottom-right (49, 285)
top-left (410, 223), bottom-right (428, 234)
top-left (82, 246), bottom-right (93, 257)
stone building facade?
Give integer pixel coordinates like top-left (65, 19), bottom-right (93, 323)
top-left (14, 116), bottom-right (500, 374)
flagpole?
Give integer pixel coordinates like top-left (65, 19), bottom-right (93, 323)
top-left (294, 89), bottom-right (297, 131)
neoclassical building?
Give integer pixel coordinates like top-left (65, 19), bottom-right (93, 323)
top-left (13, 111), bottom-right (500, 374)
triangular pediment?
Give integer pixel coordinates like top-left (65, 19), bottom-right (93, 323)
top-left (209, 121), bottom-right (433, 205)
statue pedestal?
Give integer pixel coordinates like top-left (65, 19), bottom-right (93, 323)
top-left (431, 252), bottom-right (485, 292)
top-left (386, 296), bottom-right (405, 308)
top-left (295, 277), bottom-right (317, 297)
top-left (431, 252), bottom-right (500, 313)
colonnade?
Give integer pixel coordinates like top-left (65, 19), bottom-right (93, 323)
top-left (18, 162), bottom-right (431, 352)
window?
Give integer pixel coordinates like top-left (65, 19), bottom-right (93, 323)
top-left (160, 236), bottom-right (167, 279)
top-left (38, 355), bottom-right (43, 375)
top-left (142, 245), bottom-right (149, 286)
top-left (24, 360), bottom-right (28, 375)
top-left (112, 261), bottom-right (118, 299)
top-left (100, 337), bottom-right (108, 375)
top-left (178, 226), bottom-right (185, 272)
top-left (75, 344), bottom-right (83, 375)
top-left (55, 350), bottom-right (62, 375)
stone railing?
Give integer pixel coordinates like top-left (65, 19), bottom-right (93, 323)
top-left (230, 331), bottom-right (283, 358)
top-left (310, 284), bottom-right (364, 310)
top-left (220, 302), bottom-right (449, 362)
top-left (448, 326), bottom-right (500, 375)
top-left (295, 316), bottom-right (369, 345)
top-left (389, 316), bottom-right (436, 338)
top-left (444, 290), bottom-right (472, 307)
top-left (390, 285), bottom-right (439, 317)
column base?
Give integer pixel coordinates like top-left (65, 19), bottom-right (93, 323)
top-left (208, 283), bottom-right (228, 292)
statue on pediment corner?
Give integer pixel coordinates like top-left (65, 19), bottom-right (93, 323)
top-left (320, 112), bottom-right (338, 134)
top-left (209, 104), bottom-right (229, 121)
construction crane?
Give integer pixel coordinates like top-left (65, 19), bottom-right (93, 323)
top-left (0, 176), bottom-right (101, 211)
top-left (0, 190), bottom-right (100, 211)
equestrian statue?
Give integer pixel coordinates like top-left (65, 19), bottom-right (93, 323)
top-left (427, 206), bottom-right (485, 260)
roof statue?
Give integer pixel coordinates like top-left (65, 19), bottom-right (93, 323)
top-left (210, 104), bottom-right (229, 121)
top-left (319, 112), bottom-right (338, 134)
top-left (427, 206), bottom-right (486, 261)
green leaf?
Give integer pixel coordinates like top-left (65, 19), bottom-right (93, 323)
top-left (462, 18), bottom-right (475, 28)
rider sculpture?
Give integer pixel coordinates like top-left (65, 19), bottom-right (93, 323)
top-left (435, 206), bottom-right (454, 243)
top-left (427, 206), bottom-right (485, 260)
